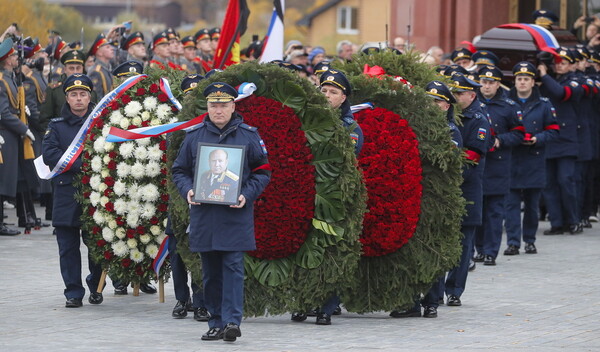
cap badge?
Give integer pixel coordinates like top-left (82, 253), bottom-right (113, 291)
top-left (430, 88), bottom-right (438, 94)
top-left (74, 80), bottom-right (82, 86)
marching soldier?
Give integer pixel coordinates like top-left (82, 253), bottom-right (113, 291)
top-left (87, 33), bottom-right (115, 98)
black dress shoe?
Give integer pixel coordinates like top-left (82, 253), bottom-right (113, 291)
top-left (114, 284), bottom-right (128, 295)
top-left (389, 308), bottom-right (421, 318)
top-left (447, 295), bottom-right (461, 306)
top-left (438, 297), bottom-right (444, 305)
top-left (194, 307), bottom-right (210, 322)
top-left (332, 305), bottom-right (342, 315)
top-left (316, 312), bottom-right (332, 325)
top-left (139, 283), bottom-right (157, 294)
top-left (582, 218), bottom-right (592, 228)
top-left (88, 292), bottom-right (103, 305)
top-left (306, 307), bottom-right (319, 317)
top-left (503, 245), bottom-right (519, 256)
top-left (291, 312), bottom-right (307, 322)
top-left (65, 298), bottom-right (83, 308)
top-left (483, 255), bottom-right (496, 266)
top-left (423, 306), bottom-right (438, 318)
top-left (0, 224), bottom-right (20, 236)
top-left (473, 253), bottom-right (485, 262)
top-left (223, 323), bottom-right (241, 342)
top-left (468, 259), bottom-right (476, 272)
top-left (186, 298), bottom-right (194, 312)
top-left (524, 242), bottom-right (537, 254)
top-left (201, 327), bottom-right (223, 341)
top-left (543, 227), bottom-right (564, 235)
top-left (172, 300), bottom-right (188, 318)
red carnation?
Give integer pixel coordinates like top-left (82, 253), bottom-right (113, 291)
top-left (121, 95), bottom-right (132, 104)
top-left (100, 108), bottom-right (109, 117)
top-left (128, 125), bottom-right (137, 130)
top-left (97, 239), bottom-right (107, 247)
top-left (104, 176), bottom-right (115, 186)
top-left (95, 119), bottom-right (104, 129)
top-left (84, 151), bottom-right (91, 159)
top-left (160, 168), bottom-right (167, 175)
top-left (149, 84), bottom-right (159, 93)
top-left (103, 189), bottom-right (113, 197)
top-left (110, 100), bottom-right (120, 110)
top-left (135, 265), bottom-right (144, 276)
top-left (161, 179), bottom-right (167, 186)
top-left (122, 258), bottom-right (132, 268)
top-left (92, 226), bottom-right (101, 235)
top-left (161, 154), bottom-right (167, 162)
top-left (126, 229), bottom-right (136, 238)
top-left (88, 206), bottom-right (96, 216)
top-left (83, 192), bottom-right (91, 198)
top-left (136, 87), bottom-right (146, 96)
top-left (157, 93), bottom-right (169, 103)
top-left (81, 175), bottom-right (91, 184)
top-left (161, 194), bottom-right (169, 202)
top-left (105, 202), bottom-right (115, 212)
top-left (116, 217), bottom-right (124, 225)
top-left (141, 120), bottom-right (150, 127)
top-left (108, 151), bottom-right (118, 159)
top-left (107, 160), bottom-right (117, 170)
top-left (136, 226), bottom-right (146, 234)
top-left (158, 203), bottom-right (167, 212)
top-left (159, 140), bottom-right (167, 151)
top-left (171, 105), bottom-right (178, 112)
top-left (104, 251), bottom-right (113, 260)
top-left (150, 217), bottom-right (159, 225)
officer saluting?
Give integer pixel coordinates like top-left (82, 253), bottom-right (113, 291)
top-left (42, 74), bottom-right (103, 307)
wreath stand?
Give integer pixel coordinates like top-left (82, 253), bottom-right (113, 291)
top-left (96, 270), bottom-right (165, 302)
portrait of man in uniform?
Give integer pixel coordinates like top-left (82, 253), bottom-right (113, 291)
top-left (193, 145), bottom-right (244, 205)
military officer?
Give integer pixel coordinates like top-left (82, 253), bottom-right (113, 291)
top-left (194, 28), bottom-right (213, 72)
top-left (111, 60), bottom-right (143, 78)
top-left (472, 50), bottom-right (500, 71)
top-left (165, 27), bottom-right (184, 70)
top-left (172, 82), bottom-right (271, 342)
top-left (450, 48), bottom-right (474, 69)
top-left (121, 31), bottom-right (147, 66)
top-left (148, 32), bottom-right (170, 70)
top-left (88, 33), bottom-right (114, 98)
top-left (180, 35), bottom-right (202, 74)
top-left (42, 74), bottom-right (103, 307)
top-left (504, 62), bottom-right (559, 256)
top-left (445, 73), bottom-right (490, 306)
top-left (473, 65), bottom-right (524, 266)
top-left (209, 28), bottom-right (220, 55)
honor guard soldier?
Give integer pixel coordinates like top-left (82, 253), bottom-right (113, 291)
top-left (42, 74), bottom-right (103, 307)
top-left (165, 27), bottom-right (184, 71)
top-left (121, 31), bottom-right (147, 66)
top-left (172, 82), bottom-right (271, 342)
top-left (209, 28), bottom-right (220, 55)
top-left (180, 36), bottom-right (202, 74)
top-left (473, 65), bottom-right (524, 266)
top-left (47, 38), bottom-right (68, 84)
top-left (88, 34), bottom-right (115, 98)
top-left (445, 73), bottom-right (490, 306)
top-left (148, 32), bottom-right (170, 70)
top-left (450, 47), bottom-right (474, 69)
top-left (504, 62), bottom-right (559, 256)
top-left (538, 48), bottom-right (584, 234)
top-left (194, 28), bottom-right (213, 72)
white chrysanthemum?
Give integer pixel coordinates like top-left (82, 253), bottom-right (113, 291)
top-left (101, 169), bottom-right (109, 178)
top-left (113, 180), bottom-right (127, 196)
top-left (90, 175), bottom-right (101, 191)
top-left (156, 104), bottom-right (171, 120)
top-left (103, 155), bottom-right (111, 164)
top-left (140, 203), bottom-right (156, 219)
top-left (119, 117), bottom-right (130, 129)
top-left (119, 142), bottom-right (135, 158)
top-left (134, 146), bottom-right (148, 160)
top-left (98, 183), bottom-right (107, 192)
top-left (140, 234), bottom-right (151, 244)
top-left (136, 137), bottom-right (151, 146)
top-left (93, 136), bottom-right (106, 153)
top-left (150, 119), bottom-right (161, 126)
top-left (168, 117), bottom-right (178, 124)
top-left (93, 210), bottom-right (106, 224)
top-left (141, 111), bottom-right (150, 120)
top-left (91, 156), bottom-right (102, 172)
top-left (130, 248), bottom-right (144, 263)
top-left (124, 101), bottom-right (143, 118)
top-left (116, 163), bottom-right (131, 178)
top-left (114, 198), bottom-right (128, 215)
top-left (145, 161), bottom-right (161, 177)
top-left (143, 96), bottom-right (158, 111)
top-left (102, 125), bottom-right (111, 137)
top-left (115, 228), bottom-right (126, 239)
top-left (131, 116), bottom-right (142, 126)
top-left (109, 110), bottom-right (124, 125)
top-left (141, 184), bottom-right (159, 202)
top-left (150, 225), bottom-right (161, 236)
top-left (145, 244), bottom-right (158, 259)
top-left (128, 184), bottom-right (142, 200)
top-left (89, 192), bottom-right (101, 206)
top-left (147, 145), bottom-right (162, 161)
top-left (104, 142), bottom-right (114, 152)
top-left (102, 228), bottom-right (115, 242)
top-left (130, 162), bottom-right (145, 179)
top-left (126, 213), bottom-right (140, 228)
top-left (111, 240), bottom-right (129, 257)
top-left (127, 238), bottom-right (138, 249)
top-left (100, 196), bottom-right (109, 207)
top-left (157, 233), bottom-right (167, 244)
top-left (108, 220), bottom-right (117, 230)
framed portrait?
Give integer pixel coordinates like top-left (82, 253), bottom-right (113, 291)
top-left (192, 143), bottom-right (246, 205)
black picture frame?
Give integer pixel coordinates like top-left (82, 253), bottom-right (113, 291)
top-left (192, 142), bottom-right (246, 205)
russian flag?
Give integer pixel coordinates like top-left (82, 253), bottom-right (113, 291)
top-left (152, 236), bottom-right (170, 276)
top-left (259, 0), bottom-right (284, 63)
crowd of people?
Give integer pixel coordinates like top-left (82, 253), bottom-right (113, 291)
top-left (1, 7), bottom-right (600, 342)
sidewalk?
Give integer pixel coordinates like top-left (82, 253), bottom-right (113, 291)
top-left (0, 204), bottom-right (599, 351)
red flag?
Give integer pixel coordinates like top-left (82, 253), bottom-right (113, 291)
top-left (213, 0), bottom-right (250, 69)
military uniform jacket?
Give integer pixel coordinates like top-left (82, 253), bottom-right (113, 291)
top-left (539, 72), bottom-right (583, 159)
top-left (340, 102), bottom-right (364, 156)
top-left (457, 99), bottom-right (490, 226)
top-left (198, 169), bottom-right (240, 203)
top-left (23, 70), bottom-right (45, 134)
top-left (88, 59), bottom-right (113, 98)
top-left (149, 56), bottom-right (169, 70)
top-left (509, 88), bottom-right (559, 189)
top-left (42, 103), bottom-right (92, 227)
top-left (572, 70), bottom-right (596, 161)
top-left (478, 91), bottom-right (525, 195)
top-left (172, 114), bottom-right (271, 252)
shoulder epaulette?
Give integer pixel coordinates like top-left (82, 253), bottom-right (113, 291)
top-left (95, 64), bottom-right (102, 72)
top-left (479, 102), bottom-right (486, 108)
top-left (225, 169), bottom-right (240, 182)
top-left (474, 112), bottom-right (485, 120)
top-left (56, 67), bottom-right (63, 75)
top-left (49, 81), bottom-right (62, 89)
top-left (50, 117), bottom-right (65, 123)
top-left (0, 72), bottom-right (3, 80)
top-left (185, 122), bottom-right (204, 132)
top-left (341, 116), bottom-right (356, 125)
top-left (504, 98), bottom-right (516, 105)
top-left (239, 123), bottom-right (257, 131)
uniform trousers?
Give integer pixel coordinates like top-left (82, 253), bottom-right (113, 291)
top-left (475, 195), bottom-right (505, 258)
top-left (445, 225), bottom-right (476, 298)
top-left (544, 157), bottom-right (577, 228)
top-left (505, 188), bottom-right (542, 247)
top-left (321, 295), bottom-right (341, 315)
top-left (201, 250), bottom-right (244, 329)
top-left (169, 234), bottom-right (204, 307)
top-left (55, 227), bottom-right (102, 300)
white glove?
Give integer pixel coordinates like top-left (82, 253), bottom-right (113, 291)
top-left (25, 129), bottom-right (35, 142)
top-left (25, 105), bottom-right (31, 117)
top-left (0, 134), bottom-right (4, 145)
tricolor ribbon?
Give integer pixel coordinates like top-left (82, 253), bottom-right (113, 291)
top-left (497, 23), bottom-right (559, 59)
top-left (159, 77), bottom-right (182, 111)
top-left (34, 74), bottom-right (148, 179)
top-left (152, 236), bottom-right (170, 276)
top-left (351, 103), bottom-right (374, 113)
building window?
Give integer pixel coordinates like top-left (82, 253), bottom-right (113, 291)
top-left (337, 6), bottom-right (358, 34)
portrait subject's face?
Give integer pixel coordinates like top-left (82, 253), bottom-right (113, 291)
top-left (209, 149), bottom-right (228, 175)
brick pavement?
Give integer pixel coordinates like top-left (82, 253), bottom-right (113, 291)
top-left (0, 204), bottom-right (599, 351)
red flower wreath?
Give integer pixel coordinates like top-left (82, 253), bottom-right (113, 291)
top-left (235, 96), bottom-right (316, 260)
top-left (354, 107), bottom-right (423, 257)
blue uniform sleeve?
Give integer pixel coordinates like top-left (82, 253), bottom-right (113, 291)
top-left (534, 102), bottom-right (559, 146)
top-left (241, 131), bottom-right (271, 203)
top-left (540, 75), bottom-right (583, 102)
top-left (497, 105), bottom-right (525, 148)
top-left (171, 132), bottom-right (196, 201)
top-left (41, 122), bottom-right (62, 168)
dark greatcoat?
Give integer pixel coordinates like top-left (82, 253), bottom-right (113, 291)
top-left (172, 113), bottom-right (271, 252)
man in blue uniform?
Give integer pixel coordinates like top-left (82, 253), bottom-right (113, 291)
top-left (445, 73), bottom-right (490, 306)
top-left (172, 82), bottom-right (271, 342)
top-left (538, 48), bottom-right (584, 234)
top-left (474, 66), bottom-right (524, 266)
top-left (42, 74), bottom-right (103, 307)
top-left (504, 62), bottom-right (559, 255)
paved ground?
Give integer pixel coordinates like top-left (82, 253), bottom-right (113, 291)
top-left (1, 204), bottom-right (599, 352)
